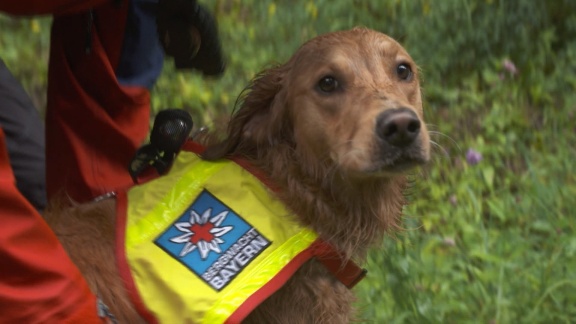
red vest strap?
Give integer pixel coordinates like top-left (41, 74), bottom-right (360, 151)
top-left (312, 241), bottom-right (367, 289)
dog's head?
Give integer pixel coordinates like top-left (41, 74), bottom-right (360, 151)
top-left (204, 28), bottom-right (430, 177)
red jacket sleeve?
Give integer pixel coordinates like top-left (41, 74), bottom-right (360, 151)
top-left (0, 0), bottom-right (110, 16)
top-left (0, 128), bottom-right (103, 323)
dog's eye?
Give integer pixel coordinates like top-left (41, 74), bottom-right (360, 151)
top-left (317, 76), bottom-right (339, 93)
top-left (396, 63), bottom-right (413, 81)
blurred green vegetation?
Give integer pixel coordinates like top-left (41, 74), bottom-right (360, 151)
top-left (2, 0), bottom-right (576, 322)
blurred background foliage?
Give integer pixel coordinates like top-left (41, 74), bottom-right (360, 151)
top-left (1, 0), bottom-right (576, 322)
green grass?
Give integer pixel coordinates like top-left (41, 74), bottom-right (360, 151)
top-left (2, 1), bottom-right (576, 322)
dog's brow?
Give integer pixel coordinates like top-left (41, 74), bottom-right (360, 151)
top-left (373, 38), bottom-right (407, 60)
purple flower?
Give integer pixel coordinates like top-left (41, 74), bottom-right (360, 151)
top-left (466, 148), bottom-right (482, 165)
top-left (502, 59), bottom-right (518, 75)
top-left (442, 237), bottom-right (456, 247)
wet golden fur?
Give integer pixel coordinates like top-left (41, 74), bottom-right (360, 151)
top-left (45, 28), bottom-right (430, 323)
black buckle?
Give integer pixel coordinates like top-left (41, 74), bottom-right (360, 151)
top-left (129, 109), bottom-right (193, 183)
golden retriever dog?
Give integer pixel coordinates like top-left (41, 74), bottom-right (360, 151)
top-left (45, 27), bottom-right (430, 323)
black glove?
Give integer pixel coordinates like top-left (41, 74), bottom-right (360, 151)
top-left (157, 0), bottom-right (226, 76)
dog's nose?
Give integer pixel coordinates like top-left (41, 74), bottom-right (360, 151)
top-left (376, 108), bottom-right (421, 147)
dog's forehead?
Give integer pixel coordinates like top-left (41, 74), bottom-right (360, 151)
top-left (291, 29), bottom-right (413, 71)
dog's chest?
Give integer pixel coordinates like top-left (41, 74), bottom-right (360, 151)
top-left (245, 259), bottom-right (356, 323)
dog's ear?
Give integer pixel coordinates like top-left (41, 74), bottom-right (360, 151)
top-left (241, 69), bottom-right (290, 147)
top-left (202, 65), bottom-right (290, 160)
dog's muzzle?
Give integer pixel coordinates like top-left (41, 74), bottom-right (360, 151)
top-left (374, 107), bottom-right (427, 172)
top-left (376, 107), bottom-right (421, 147)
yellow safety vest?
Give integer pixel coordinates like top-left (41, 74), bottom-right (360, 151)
top-left (115, 142), bottom-right (365, 324)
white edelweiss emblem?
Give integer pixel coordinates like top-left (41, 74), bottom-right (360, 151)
top-left (169, 208), bottom-right (233, 259)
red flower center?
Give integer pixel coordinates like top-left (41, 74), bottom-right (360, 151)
top-left (189, 222), bottom-right (215, 244)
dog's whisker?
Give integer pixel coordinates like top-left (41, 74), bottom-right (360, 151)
top-left (428, 129), bottom-right (461, 153)
top-left (429, 140), bottom-right (450, 158)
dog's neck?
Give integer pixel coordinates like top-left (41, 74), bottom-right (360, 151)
top-left (247, 142), bottom-right (407, 260)
top-left (201, 129), bottom-right (408, 260)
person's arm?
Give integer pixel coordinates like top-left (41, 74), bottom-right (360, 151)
top-left (0, 128), bottom-right (104, 323)
top-left (0, 0), bottom-right (111, 16)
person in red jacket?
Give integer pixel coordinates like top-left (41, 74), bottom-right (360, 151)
top-left (1, 4), bottom-right (118, 319)
top-left (0, 128), bottom-right (105, 323)
top-left (2, 0), bottom-right (223, 203)
top-left (2, 0), bottom-right (160, 203)
top-left (1, 0), bottom-right (223, 321)
top-left (0, 3), bottom-right (122, 321)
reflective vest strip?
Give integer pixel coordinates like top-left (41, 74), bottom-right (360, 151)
top-left (115, 190), bottom-right (159, 324)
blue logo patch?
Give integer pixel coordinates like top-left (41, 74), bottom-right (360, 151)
top-left (155, 190), bottom-right (271, 290)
